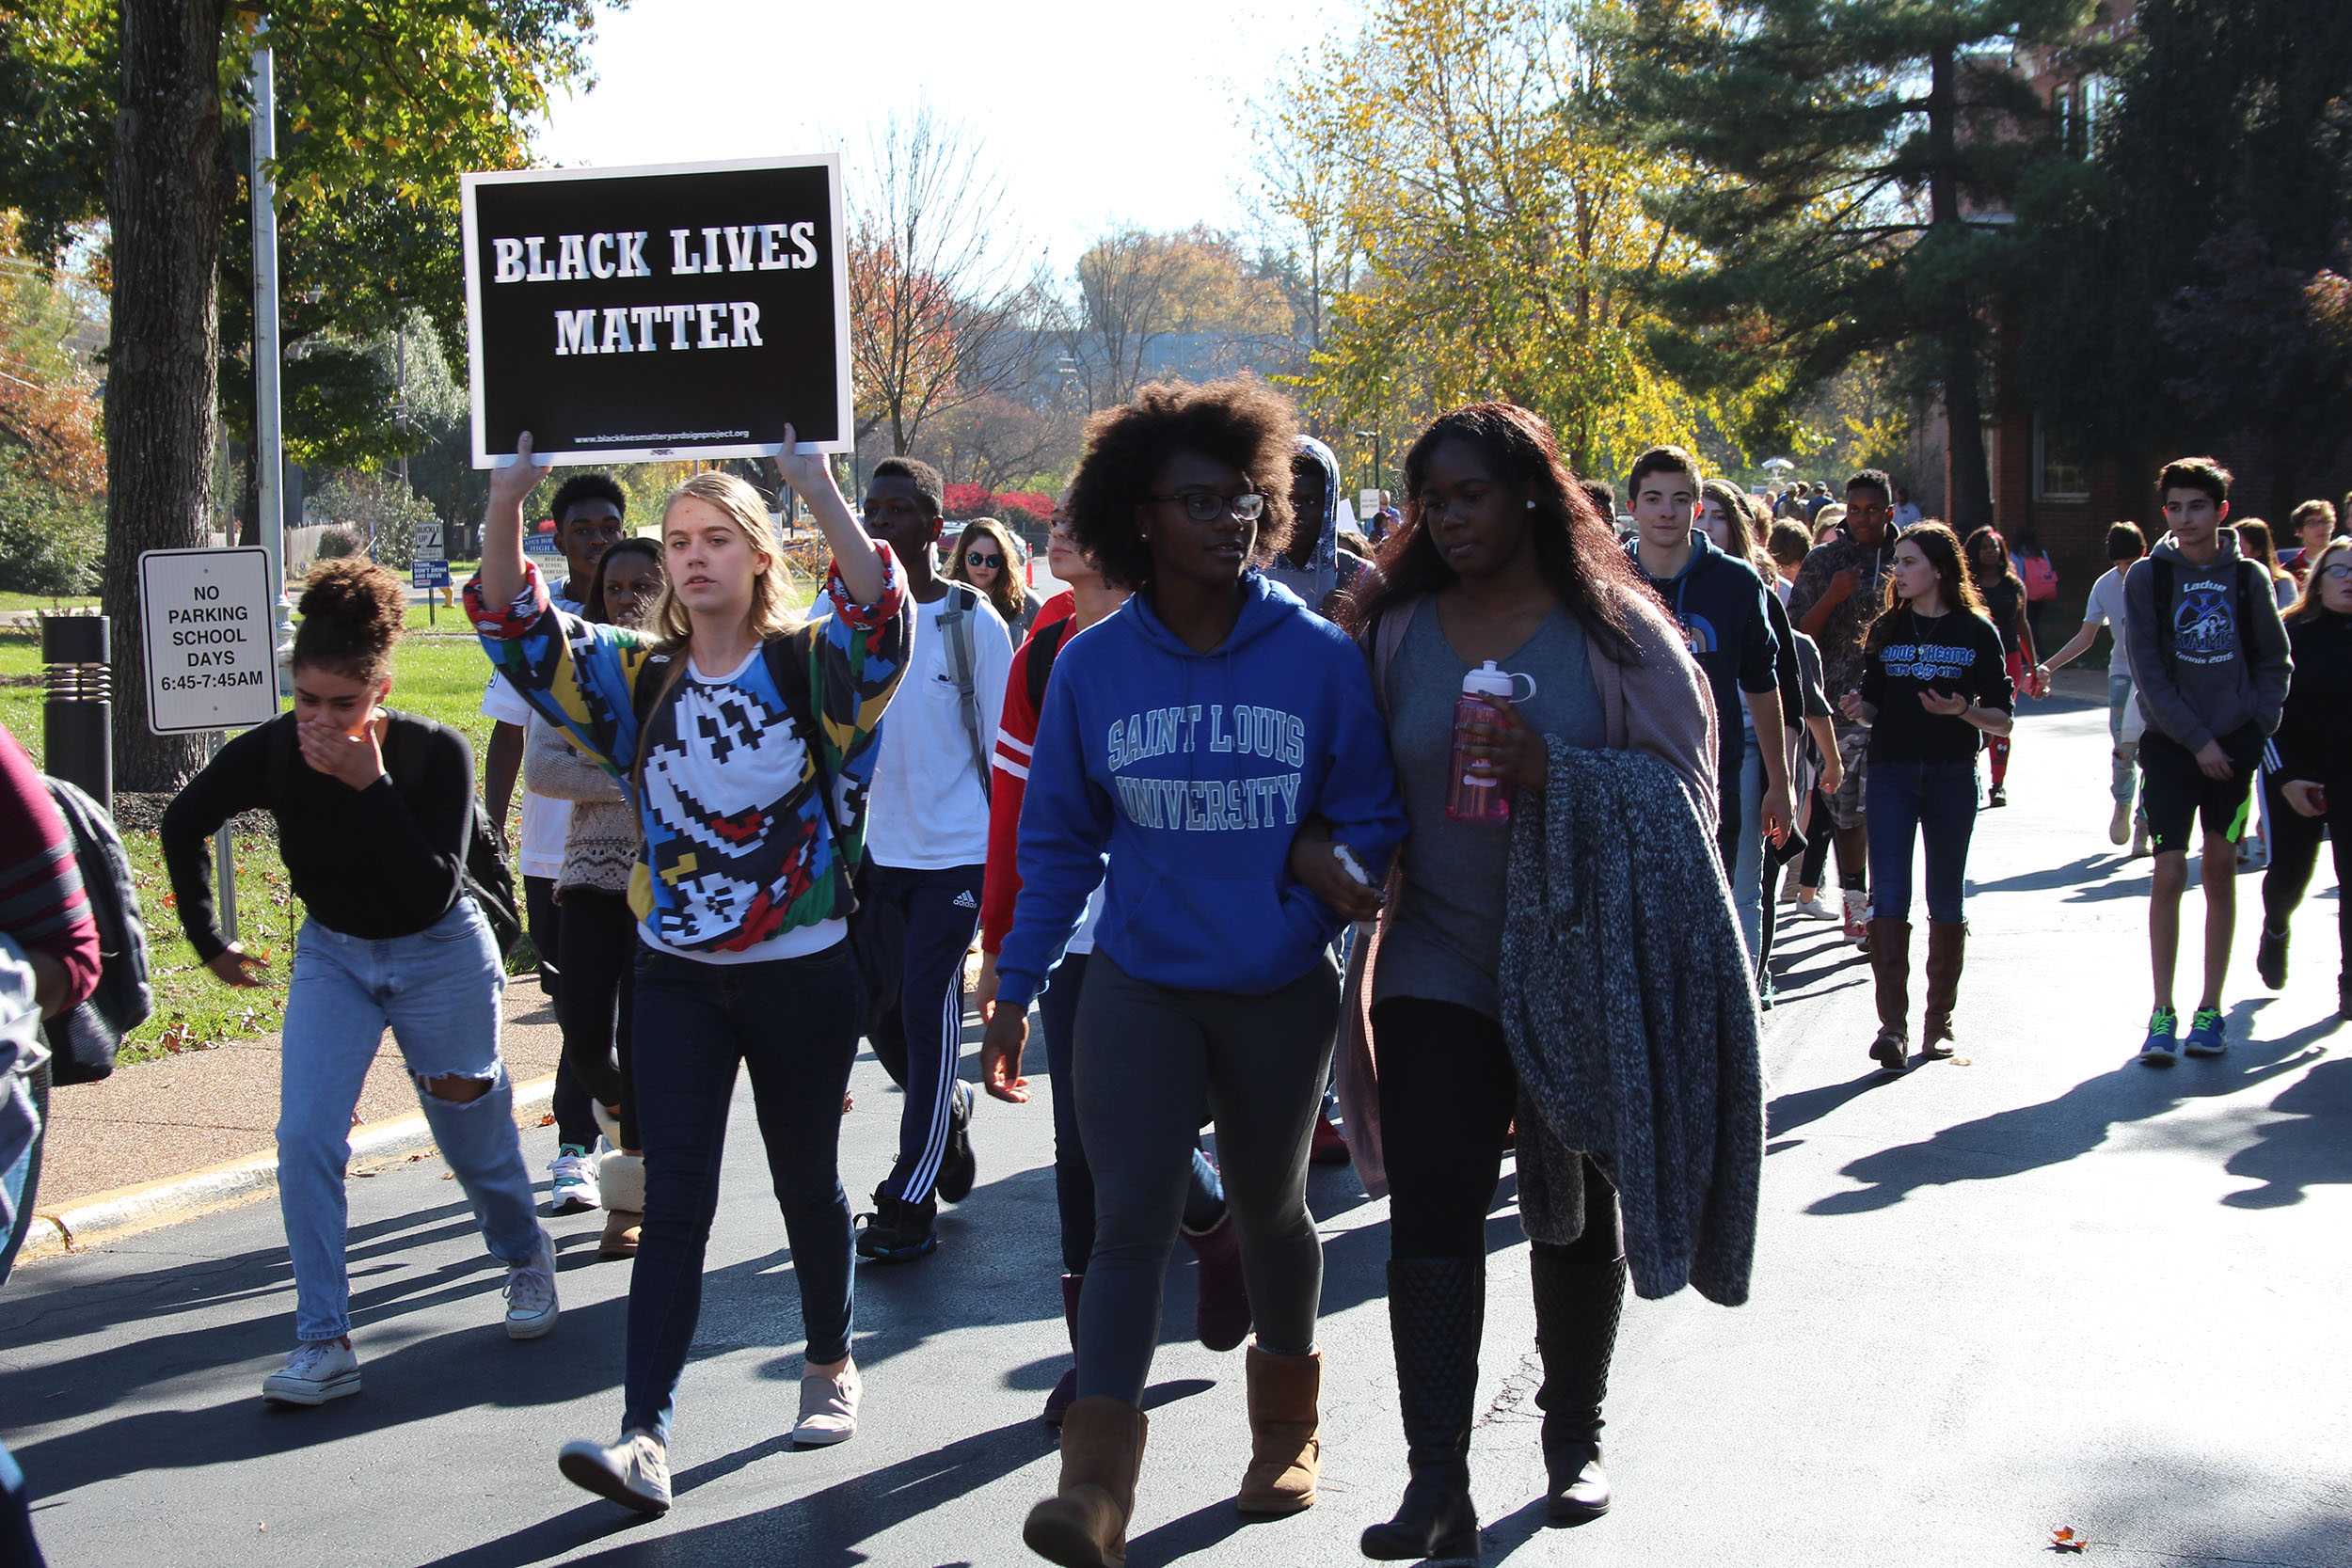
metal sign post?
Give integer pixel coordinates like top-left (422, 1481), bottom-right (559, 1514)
top-left (140, 546), bottom-right (279, 942)
top-left (412, 519), bottom-right (451, 624)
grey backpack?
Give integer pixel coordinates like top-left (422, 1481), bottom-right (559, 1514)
top-left (40, 777), bottom-right (152, 1085)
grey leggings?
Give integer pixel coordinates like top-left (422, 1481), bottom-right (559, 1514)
top-left (1073, 950), bottom-right (1342, 1404)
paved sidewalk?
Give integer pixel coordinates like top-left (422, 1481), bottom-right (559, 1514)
top-left (38, 982), bottom-right (567, 1211)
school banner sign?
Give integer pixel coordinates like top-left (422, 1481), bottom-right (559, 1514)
top-left (461, 154), bottom-right (852, 467)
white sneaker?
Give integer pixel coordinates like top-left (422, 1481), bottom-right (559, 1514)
top-left (558, 1430), bottom-right (672, 1514)
top-left (549, 1146), bottom-right (599, 1214)
top-left (2128, 819), bottom-right (2151, 859)
top-left (1792, 891), bottom-right (1837, 921)
top-left (792, 1359), bottom-right (862, 1447)
top-left (504, 1229), bottom-right (560, 1339)
top-left (1842, 888), bottom-right (1871, 942)
top-left (2108, 799), bottom-right (2131, 847)
top-left (262, 1338), bottom-right (361, 1405)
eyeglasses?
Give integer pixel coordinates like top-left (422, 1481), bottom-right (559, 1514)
top-left (963, 552), bottom-right (1003, 569)
top-left (1149, 490), bottom-right (1264, 523)
top-left (2321, 562), bottom-right (2352, 581)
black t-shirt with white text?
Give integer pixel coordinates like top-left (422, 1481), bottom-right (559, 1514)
top-left (1860, 608), bottom-right (2015, 765)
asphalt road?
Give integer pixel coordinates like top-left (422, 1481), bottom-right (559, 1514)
top-left (4, 680), bottom-right (2346, 1568)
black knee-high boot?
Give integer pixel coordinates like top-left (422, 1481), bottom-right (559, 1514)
top-left (1532, 1243), bottom-right (1626, 1524)
top-left (1360, 1258), bottom-right (1484, 1564)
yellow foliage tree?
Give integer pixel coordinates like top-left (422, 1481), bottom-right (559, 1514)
top-left (1262, 0), bottom-right (1752, 486)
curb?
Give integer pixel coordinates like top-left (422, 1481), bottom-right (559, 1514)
top-left (15, 1071), bottom-right (558, 1264)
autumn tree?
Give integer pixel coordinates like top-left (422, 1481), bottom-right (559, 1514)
top-left (849, 110), bottom-right (1046, 457)
top-left (1056, 226), bottom-right (1291, 412)
top-left (0, 0), bottom-right (609, 787)
top-left (1613, 0), bottom-right (2096, 535)
top-left (1261, 0), bottom-right (1722, 489)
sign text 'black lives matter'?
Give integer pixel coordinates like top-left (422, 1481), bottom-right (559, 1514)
top-left (462, 155), bottom-right (852, 467)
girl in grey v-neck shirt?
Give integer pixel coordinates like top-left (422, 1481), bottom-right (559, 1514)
top-left (1374, 596), bottom-right (1605, 1020)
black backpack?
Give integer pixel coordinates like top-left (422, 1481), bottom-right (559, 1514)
top-left (265, 716), bottom-right (524, 960)
top-left (1024, 615), bottom-right (1073, 712)
top-left (40, 776), bottom-right (153, 1085)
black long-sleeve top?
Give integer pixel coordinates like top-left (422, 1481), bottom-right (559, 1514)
top-left (160, 711), bottom-right (472, 962)
top-left (2266, 610), bottom-right (2352, 784)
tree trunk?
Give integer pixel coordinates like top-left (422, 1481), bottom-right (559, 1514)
top-left (1927, 40), bottom-right (1994, 537)
top-left (103, 0), bottom-right (226, 791)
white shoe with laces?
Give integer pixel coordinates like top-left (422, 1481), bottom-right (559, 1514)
top-left (504, 1228), bottom-right (560, 1339)
top-left (792, 1358), bottom-right (862, 1446)
top-left (262, 1337), bottom-right (361, 1405)
top-left (1791, 891), bottom-right (1836, 921)
top-left (558, 1429), bottom-right (672, 1513)
top-left (548, 1146), bottom-right (599, 1214)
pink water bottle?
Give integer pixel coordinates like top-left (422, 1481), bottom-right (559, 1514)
top-left (1446, 660), bottom-right (1534, 824)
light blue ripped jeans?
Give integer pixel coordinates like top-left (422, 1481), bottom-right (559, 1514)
top-left (278, 900), bottom-right (541, 1342)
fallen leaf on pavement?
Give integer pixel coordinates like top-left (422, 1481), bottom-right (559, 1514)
top-left (440, 1172), bottom-right (454, 1180)
top-left (2052, 1526), bottom-right (2087, 1552)
top-left (538, 1114), bottom-right (556, 1127)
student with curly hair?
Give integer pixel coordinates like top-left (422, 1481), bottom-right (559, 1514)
top-left (983, 378), bottom-right (1406, 1565)
top-left (1840, 523), bottom-right (2014, 1071)
top-left (163, 559), bottom-right (556, 1407)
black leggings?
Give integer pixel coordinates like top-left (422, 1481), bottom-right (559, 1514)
top-left (2261, 773), bottom-right (2351, 973)
top-left (555, 887), bottom-right (639, 1149)
top-left (1372, 995), bottom-right (1621, 1263)
top-left (1797, 787), bottom-right (1834, 889)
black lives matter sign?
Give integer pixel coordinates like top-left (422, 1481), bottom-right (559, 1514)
top-left (461, 154), bottom-right (852, 467)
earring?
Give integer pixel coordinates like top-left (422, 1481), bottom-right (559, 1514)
top-left (1526, 499), bottom-right (1537, 510)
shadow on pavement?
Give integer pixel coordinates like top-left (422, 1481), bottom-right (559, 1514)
top-left (1767, 1070), bottom-right (1899, 1141)
top-left (2221, 1053), bottom-right (2352, 1209)
top-left (1806, 1002), bottom-right (2336, 1215)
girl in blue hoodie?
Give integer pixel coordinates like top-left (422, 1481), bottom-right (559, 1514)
top-left (984, 379), bottom-right (1406, 1566)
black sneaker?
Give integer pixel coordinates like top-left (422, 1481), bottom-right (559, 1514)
top-left (1987, 784), bottom-right (2008, 808)
top-left (854, 1194), bottom-right (938, 1264)
top-left (935, 1082), bottom-right (977, 1205)
top-left (2256, 924), bottom-right (2289, 990)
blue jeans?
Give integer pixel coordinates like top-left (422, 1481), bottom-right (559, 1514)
top-left (1730, 726), bottom-right (1767, 964)
top-left (1865, 760), bottom-right (1980, 926)
top-left (1039, 951), bottom-right (1224, 1277)
top-left (278, 901), bottom-right (540, 1342)
top-left (625, 941), bottom-right (863, 1443)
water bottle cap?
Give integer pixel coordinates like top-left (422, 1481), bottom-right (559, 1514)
top-left (1461, 659), bottom-right (1516, 698)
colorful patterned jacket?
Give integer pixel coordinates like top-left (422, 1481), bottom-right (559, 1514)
top-left (466, 552), bottom-right (911, 954)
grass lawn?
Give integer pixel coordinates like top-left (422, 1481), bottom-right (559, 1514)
top-left (2, 622), bottom-right (519, 1065)
top-left (0, 592), bottom-right (98, 613)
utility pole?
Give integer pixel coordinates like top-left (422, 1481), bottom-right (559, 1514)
top-left (249, 19), bottom-right (292, 676)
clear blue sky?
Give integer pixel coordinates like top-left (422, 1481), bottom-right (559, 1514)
top-left (534, 0), bottom-right (1354, 274)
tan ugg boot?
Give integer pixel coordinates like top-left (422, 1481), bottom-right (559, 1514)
top-left (597, 1151), bottom-right (644, 1259)
top-left (1236, 1343), bottom-right (1322, 1514)
top-left (1022, 1396), bottom-right (1148, 1566)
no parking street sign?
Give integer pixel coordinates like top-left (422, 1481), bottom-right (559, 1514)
top-left (138, 547), bottom-right (279, 735)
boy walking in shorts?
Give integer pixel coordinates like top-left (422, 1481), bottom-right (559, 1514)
top-left (2122, 458), bottom-right (2293, 1064)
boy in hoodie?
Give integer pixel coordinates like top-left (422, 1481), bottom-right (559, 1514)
top-left (1625, 446), bottom-right (1791, 934)
top-left (1264, 436), bottom-right (1373, 619)
top-left (2122, 456), bottom-right (2293, 1065)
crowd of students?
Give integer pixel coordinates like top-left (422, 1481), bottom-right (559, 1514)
top-left (21, 378), bottom-right (2325, 1568)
